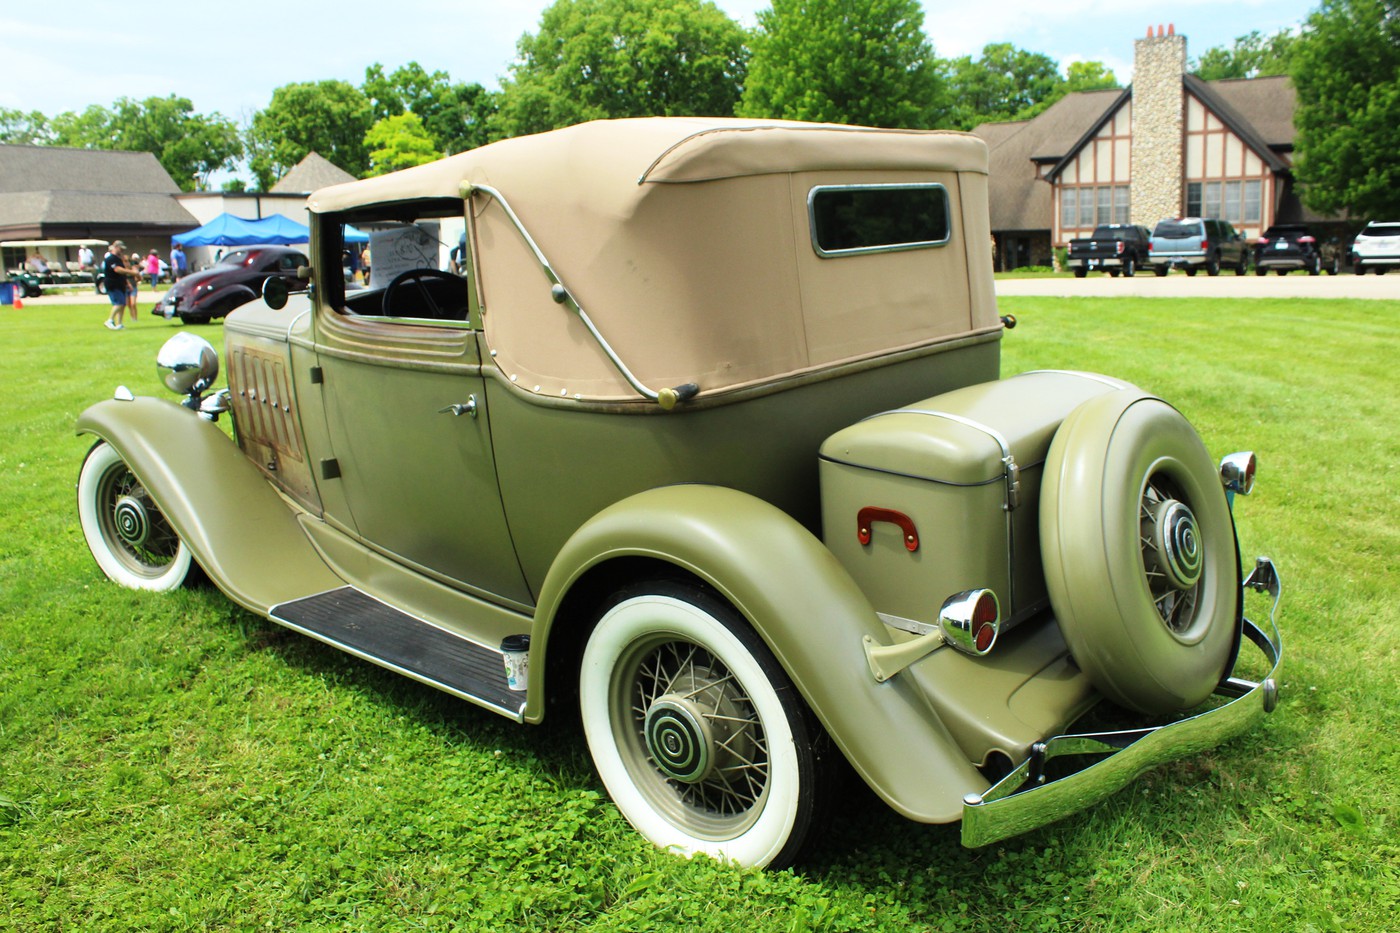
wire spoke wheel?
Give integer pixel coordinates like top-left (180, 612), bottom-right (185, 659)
top-left (623, 636), bottom-right (770, 833)
top-left (1138, 474), bottom-right (1204, 635)
top-left (580, 584), bottom-right (821, 868)
top-left (78, 442), bottom-right (194, 591)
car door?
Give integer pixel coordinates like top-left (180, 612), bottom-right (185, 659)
top-left (313, 303), bottom-right (533, 608)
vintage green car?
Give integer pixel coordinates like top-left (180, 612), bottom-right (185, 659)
top-left (75, 118), bottom-right (1281, 868)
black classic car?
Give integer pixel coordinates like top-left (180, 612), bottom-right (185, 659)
top-left (152, 246), bottom-right (309, 324)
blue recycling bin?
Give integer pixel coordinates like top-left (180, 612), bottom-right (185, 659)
top-left (0, 282), bottom-right (14, 305)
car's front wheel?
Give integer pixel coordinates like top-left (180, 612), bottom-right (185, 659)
top-left (580, 582), bottom-right (824, 869)
top-left (1123, 257), bottom-right (1136, 277)
top-left (77, 442), bottom-right (196, 591)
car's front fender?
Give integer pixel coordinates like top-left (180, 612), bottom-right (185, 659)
top-left (76, 395), bottom-right (342, 614)
top-left (532, 483), bottom-right (986, 823)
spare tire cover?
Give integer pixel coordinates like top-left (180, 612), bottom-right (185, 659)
top-left (1040, 390), bottom-right (1237, 714)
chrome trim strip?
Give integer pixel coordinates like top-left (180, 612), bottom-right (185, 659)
top-left (876, 611), bottom-right (936, 636)
top-left (961, 613), bottom-right (1283, 848)
top-left (1016, 370), bottom-right (1133, 389)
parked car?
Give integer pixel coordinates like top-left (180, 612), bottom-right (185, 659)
top-left (1253, 224), bottom-right (1342, 275)
top-left (1349, 221), bottom-right (1400, 274)
top-left (152, 245), bottom-right (309, 324)
top-left (1149, 217), bottom-right (1250, 276)
top-left (1066, 223), bottom-right (1152, 277)
top-left (75, 119), bottom-right (1282, 868)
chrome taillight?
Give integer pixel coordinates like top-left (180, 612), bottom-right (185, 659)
top-left (1220, 451), bottom-right (1257, 496)
top-left (939, 589), bottom-right (1000, 657)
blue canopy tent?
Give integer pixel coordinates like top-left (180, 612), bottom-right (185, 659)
top-left (172, 213), bottom-right (309, 247)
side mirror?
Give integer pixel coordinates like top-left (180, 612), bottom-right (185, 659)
top-left (262, 275), bottom-right (290, 310)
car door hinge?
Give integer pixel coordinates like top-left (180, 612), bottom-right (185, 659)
top-left (309, 366), bottom-right (324, 384)
top-left (320, 458), bottom-right (341, 480)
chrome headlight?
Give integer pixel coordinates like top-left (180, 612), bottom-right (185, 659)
top-left (157, 332), bottom-right (219, 398)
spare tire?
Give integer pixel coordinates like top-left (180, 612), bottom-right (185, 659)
top-left (1040, 391), bottom-right (1237, 714)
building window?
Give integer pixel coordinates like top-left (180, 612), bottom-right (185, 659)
top-left (1060, 184), bottom-right (1131, 232)
top-left (1185, 179), bottom-right (1262, 224)
top-left (1243, 180), bottom-right (1261, 223)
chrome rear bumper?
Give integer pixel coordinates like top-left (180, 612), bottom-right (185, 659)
top-left (961, 560), bottom-right (1282, 847)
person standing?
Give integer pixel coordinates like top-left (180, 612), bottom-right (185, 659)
top-left (78, 244), bottom-right (95, 270)
top-left (103, 241), bottom-right (135, 329)
top-left (144, 250), bottom-right (161, 289)
top-left (170, 243), bottom-right (187, 280)
top-left (126, 252), bottom-right (142, 320)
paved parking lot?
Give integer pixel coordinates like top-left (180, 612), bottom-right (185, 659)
top-left (996, 272), bottom-right (1399, 300)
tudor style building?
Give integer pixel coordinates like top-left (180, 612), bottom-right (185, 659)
top-left (976, 27), bottom-right (1337, 270)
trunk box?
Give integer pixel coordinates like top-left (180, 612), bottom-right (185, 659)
top-left (819, 371), bottom-right (1130, 631)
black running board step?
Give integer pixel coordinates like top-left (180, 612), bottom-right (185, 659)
top-left (270, 586), bottom-right (524, 718)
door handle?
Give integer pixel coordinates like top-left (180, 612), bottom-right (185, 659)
top-left (438, 395), bottom-right (477, 418)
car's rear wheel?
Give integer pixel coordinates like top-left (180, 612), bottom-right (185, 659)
top-left (1205, 255), bottom-right (1220, 276)
top-left (579, 582), bottom-right (824, 868)
top-left (1184, 266), bottom-right (1197, 277)
top-left (78, 442), bottom-right (196, 591)
top-left (1308, 256), bottom-right (1321, 276)
top-left (1074, 268), bottom-right (1087, 278)
top-left (1154, 266), bottom-right (1168, 277)
top-left (1040, 392), bottom-right (1237, 715)
top-left (1123, 257), bottom-right (1136, 277)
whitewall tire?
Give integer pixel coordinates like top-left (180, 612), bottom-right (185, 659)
top-left (579, 583), bottom-right (821, 869)
top-left (78, 442), bottom-right (195, 591)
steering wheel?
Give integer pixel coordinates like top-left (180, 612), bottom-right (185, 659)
top-left (381, 268), bottom-right (468, 320)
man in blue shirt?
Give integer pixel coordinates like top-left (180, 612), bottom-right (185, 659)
top-left (170, 243), bottom-right (188, 280)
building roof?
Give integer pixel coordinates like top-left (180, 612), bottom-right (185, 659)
top-left (1201, 75), bottom-right (1296, 151)
top-left (270, 151), bottom-right (358, 194)
top-left (0, 144), bottom-right (182, 195)
top-left (0, 144), bottom-right (198, 238)
top-left (972, 89), bottom-right (1123, 232)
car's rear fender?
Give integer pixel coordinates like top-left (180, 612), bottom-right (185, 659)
top-left (76, 396), bottom-right (343, 613)
top-left (531, 483), bottom-right (987, 823)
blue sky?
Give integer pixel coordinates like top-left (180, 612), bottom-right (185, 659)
top-left (10, 1), bottom-right (1319, 121)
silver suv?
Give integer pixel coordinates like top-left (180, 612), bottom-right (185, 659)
top-left (1150, 218), bottom-right (1250, 276)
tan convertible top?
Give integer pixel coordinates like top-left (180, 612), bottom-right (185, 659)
top-left (311, 118), bottom-right (1000, 403)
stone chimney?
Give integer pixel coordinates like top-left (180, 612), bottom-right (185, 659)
top-left (1131, 25), bottom-right (1186, 224)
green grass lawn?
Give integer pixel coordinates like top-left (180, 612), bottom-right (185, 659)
top-left (1, 299), bottom-right (1396, 931)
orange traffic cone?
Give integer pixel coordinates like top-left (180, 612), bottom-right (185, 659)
top-left (12, 295), bottom-right (21, 309)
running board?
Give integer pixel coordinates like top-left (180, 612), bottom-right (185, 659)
top-left (269, 586), bottom-right (525, 719)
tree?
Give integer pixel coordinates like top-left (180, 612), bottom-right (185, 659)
top-left (363, 62), bottom-right (497, 154)
top-left (0, 108), bottom-right (50, 145)
top-left (1291, 0), bottom-right (1400, 218)
top-left (737, 0), bottom-right (945, 128)
top-left (366, 112), bottom-right (440, 175)
top-left (1063, 60), bottom-right (1120, 94)
top-left (491, 0), bottom-right (748, 139)
top-left (1192, 29), bottom-right (1298, 80)
top-left (943, 43), bottom-right (1063, 129)
top-left (43, 96), bottom-right (241, 192)
top-left (248, 80), bottom-right (373, 189)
